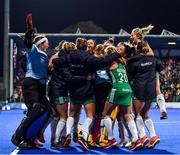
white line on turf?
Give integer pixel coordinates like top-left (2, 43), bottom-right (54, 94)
top-left (10, 149), bottom-right (19, 155)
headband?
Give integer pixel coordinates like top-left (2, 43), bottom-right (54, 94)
top-left (35, 37), bottom-right (48, 46)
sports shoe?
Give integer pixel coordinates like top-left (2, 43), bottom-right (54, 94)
top-left (34, 139), bottom-right (43, 148)
top-left (73, 132), bottom-right (79, 143)
top-left (99, 135), bottom-right (108, 144)
top-left (116, 140), bottom-right (131, 148)
top-left (160, 112), bottom-right (168, 119)
top-left (51, 142), bottom-right (63, 149)
top-left (140, 136), bottom-right (149, 147)
top-left (146, 136), bottom-right (160, 149)
top-left (87, 134), bottom-right (93, 144)
top-left (63, 134), bottom-right (71, 148)
top-left (103, 138), bottom-right (117, 149)
top-left (78, 137), bottom-right (90, 151)
top-left (88, 141), bottom-right (101, 148)
top-left (18, 140), bottom-right (34, 150)
top-left (128, 139), bottom-right (143, 151)
top-left (37, 131), bottom-right (45, 143)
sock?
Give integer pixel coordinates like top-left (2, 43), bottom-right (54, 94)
top-left (122, 118), bottom-right (132, 139)
top-left (127, 118), bottom-right (138, 142)
top-left (50, 117), bottom-right (59, 143)
top-left (81, 117), bottom-right (94, 141)
top-left (66, 116), bottom-right (74, 136)
top-left (100, 118), bottom-right (104, 135)
top-left (130, 112), bottom-right (135, 120)
top-left (136, 116), bottom-right (146, 139)
top-left (104, 116), bottom-right (113, 140)
top-left (55, 119), bottom-right (66, 143)
top-left (157, 94), bottom-right (167, 113)
top-left (144, 117), bottom-right (156, 138)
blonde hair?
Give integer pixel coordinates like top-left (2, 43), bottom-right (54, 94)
top-left (132, 25), bottom-right (154, 40)
top-left (104, 45), bottom-right (117, 55)
top-left (137, 41), bottom-right (150, 54)
top-left (55, 40), bottom-right (66, 51)
top-left (63, 42), bottom-right (76, 53)
top-left (33, 35), bottom-right (46, 44)
top-left (94, 44), bottom-right (104, 56)
top-left (69, 42), bottom-right (76, 50)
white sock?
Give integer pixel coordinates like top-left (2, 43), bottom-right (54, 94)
top-left (100, 118), bottom-right (104, 135)
top-left (130, 112), bottom-right (135, 120)
top-left (127, 118), bottom-right (138, 142)
top-left (136, 116), bottom-right (146, 138)
top-left (55, 119), bottom-right (66, 143)
top-left (104, 116), bottom-right (113, 140)
top-left (81, 117), bottom-right (94, 141)
top-left (144, 117), bottom-right (156, 138)
top-left (157, 94), bottom-right (167, 113)
top-left (66, 116), bottom-right (74, 136)
top-left (50, 117), bottom-right (59, 143)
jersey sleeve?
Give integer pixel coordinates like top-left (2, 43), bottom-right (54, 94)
top-left (86, 53), bottom-right (121, 72)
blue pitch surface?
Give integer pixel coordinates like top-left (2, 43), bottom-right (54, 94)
top-left (0, 108), bottom-right (180, 154)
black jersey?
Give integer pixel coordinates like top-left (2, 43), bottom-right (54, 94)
top-left (127, 54), bottom-right (163, 100)
top-left (52, 49), bottom-right (120, 82)
top-left (52, 49), bottom-right (120, 101)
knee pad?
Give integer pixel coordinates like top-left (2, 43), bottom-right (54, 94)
top-left (11, 103), bottom-right (50, 146)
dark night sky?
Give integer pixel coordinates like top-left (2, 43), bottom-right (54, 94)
top-left (0, 0), bottom-right (180, 77)
top-left (2, 0), bottom-right (180, 34)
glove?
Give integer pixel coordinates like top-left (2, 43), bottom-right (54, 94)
top-left (26, 13), bottom-right (33, 30)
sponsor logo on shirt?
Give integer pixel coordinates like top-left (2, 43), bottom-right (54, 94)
top-left (122, 88), bottom-right (131, 92)
top-left (141, 62), bottom-right (152, 67)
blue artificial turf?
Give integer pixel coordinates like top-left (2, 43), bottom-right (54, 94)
top-left (0, 108), bottom-right (180, 154)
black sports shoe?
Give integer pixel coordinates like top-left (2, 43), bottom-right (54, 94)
top-left (18, 140), bottom-right (34, 150)
top-left (160, 112), bottom-right (168, 119)
top-left (51, 142), bottom-right (64, 149)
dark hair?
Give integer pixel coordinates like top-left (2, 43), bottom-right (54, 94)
top-left (76, 38), bottom-right (87, 50)
top-left (87, 39), bottom-right (96, 47)
top-left (123, 44), bottom-right (135, 58)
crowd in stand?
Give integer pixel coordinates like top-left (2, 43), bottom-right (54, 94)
top-left (160, 58), bottom-right (180, 102)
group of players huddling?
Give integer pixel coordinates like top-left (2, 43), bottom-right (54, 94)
top-left (11, 14), bottom-right (168, 151)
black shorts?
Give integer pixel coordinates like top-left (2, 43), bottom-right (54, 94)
top-left (69, 80), bottom-right (94, 102)
top-left (48, 81), bottom-right (68, 105)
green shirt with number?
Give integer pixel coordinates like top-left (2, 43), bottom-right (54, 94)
top-left (107, 63), bottom-right (132, 106)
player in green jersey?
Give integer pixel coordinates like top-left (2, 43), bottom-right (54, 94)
top-left (100, 44), bottom-right (142, 151)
